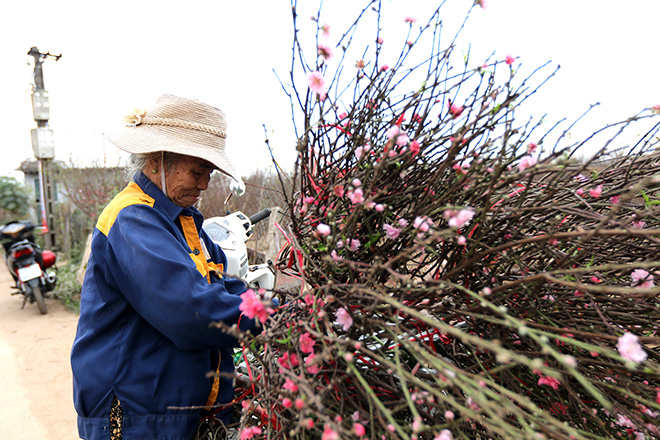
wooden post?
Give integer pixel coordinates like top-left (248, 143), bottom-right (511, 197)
top-left (264, 206), bottom-right (284, 264)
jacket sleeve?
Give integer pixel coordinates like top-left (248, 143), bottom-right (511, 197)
top-left (102, 204), bottom-right (260, 350)
top-left (201, 228), bottom-right (248, 295)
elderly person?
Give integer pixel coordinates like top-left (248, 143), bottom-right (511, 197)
top-left (71, 94), bottom-right (262, 440)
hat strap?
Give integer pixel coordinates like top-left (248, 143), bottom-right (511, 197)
top-left (141, 116), bottom-right (227, 139)
top-left (160, 151), bottom-right (167, 199)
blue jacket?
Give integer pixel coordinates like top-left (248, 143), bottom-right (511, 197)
top-left (71, 172), bottom-right (259, 440)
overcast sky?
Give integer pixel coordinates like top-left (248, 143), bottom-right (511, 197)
top-left (1, 0), bottom-right (658, 180)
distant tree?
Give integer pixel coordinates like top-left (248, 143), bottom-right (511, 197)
top-left (0, 176), bottom-right (29, 223)
top-left (57, 164), bottom-right (126, 225)
top-left (197, 167), bottom-right (293, 250)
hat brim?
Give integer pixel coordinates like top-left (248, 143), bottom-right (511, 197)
top-left (107, 125), bottom-right (240, 182)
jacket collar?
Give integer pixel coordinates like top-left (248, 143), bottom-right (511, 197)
top-left (133, 172), bottom-right (203, 225)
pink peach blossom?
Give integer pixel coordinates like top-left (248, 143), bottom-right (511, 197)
top-left (320, 23), bottom-right (330, 38)
top-left (615, 414), bottom-right (635, 428)
top-left (477, 0), bottom-right (487, 9)
top-left (322, 426), bottom-right (339, 440)
top-left (518, 155), bottom-right (537, 172)
top-left (537, 374), bottom-right (561, 390)
top-left (505, 54), bottom-right (516, 65)
top-left (527, 142), bottom-right (538, 154)
top-left (617, 332), bottom-right (647, 363)
top-left (317, 42), bottom-right (334, 61)
top-left (383, 224), bottom-right (402, 239)
top-left (395, 132), bottom-right (410, 146)
top-left (410, 139), bottom-right (421, 155)
top-left (307, 71), bottom-right (327, 97)
top-left (336, 307), bottom-right (353, 331)
top-left (448, 102), bottom-right (464, 119)
top-left (283, 378), bottom-right (298, 392)
top-left (277, 352), bottom-right (300, 370)
top-left (348, 188), bottom-right (365, 204)
top-left (434, 429), bottom-right (453, 440)
top-left (414, 215), bottom-right (433, 232)
top-left (632, 220), bottom-right (646, 229)
top-left (347, 238), bottom-right (361, 251)
top-left (300, 332), bottom-right (315, 353)
top-left (353, 423), bottom-right (366, 436)
top-left (239, 289), bottom-right (272, 324)
top-left (240, 426), bottom-right (262, 440)
top-left (631, 269), bottom-right (654, 288)
top-left (305, 354), bottom-right (319, 374)
top-left (610, 195), bottom-right (620, 204)
top-left (444, 208), bottom-right (475, 229)
top-left (404, 16), bottom-right (417, 24)
top-left (317, 223), bottom-right (331, 237)
top-left (589, 185), bottom-right (602, 198)
top-left (376, 37), bottom-right (384, 44)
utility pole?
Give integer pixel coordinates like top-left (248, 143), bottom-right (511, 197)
top-left (28, 46), bottom-right (61, 249)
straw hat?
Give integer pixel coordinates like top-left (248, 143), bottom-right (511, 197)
top-left (107, 94), bottom-right (240, 181)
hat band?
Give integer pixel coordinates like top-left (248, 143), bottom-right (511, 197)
top-left (140, 115), bottom-right (226, 139)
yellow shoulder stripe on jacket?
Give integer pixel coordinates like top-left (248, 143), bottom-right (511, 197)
top-left (96, 182), bottom-right (155, 236)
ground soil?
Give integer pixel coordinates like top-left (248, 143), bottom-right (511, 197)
top-left (0, 266), bottom-right (79, 439)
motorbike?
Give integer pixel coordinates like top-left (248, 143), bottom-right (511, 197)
top-left (202, 179), bottom-right (277, 291)
top-left (0, 220), bottom-right (57, 314)
top-left (203, 208), bottom-right (276, 291)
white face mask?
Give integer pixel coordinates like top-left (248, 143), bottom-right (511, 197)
top-left (160, 151), bottom-right (167, 198)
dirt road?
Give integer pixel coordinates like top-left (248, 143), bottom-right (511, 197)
top-left (0, 267), bottom-right (80, 439)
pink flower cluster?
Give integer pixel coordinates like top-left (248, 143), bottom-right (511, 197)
top-left (537, 374), bottom-right (561, 390)
top-left (240, 426), bottom-right (262, 440)
top-left (308, 71), bottom-right (327, 99)
top-left (239, 289), bottom-right (274, 324)
top-left (589, 185), bottom-right (602, 198)
top-left (631, 269), bottom-right (654, 288)
top-left (434, 429), bottom-right (453, 440)
top-left (518, 155), bottom-right (537, 172)
top-left (617, 332), bottom-right (647, 364)
top-left (336, 307), bottom-right (353, 331)
top-left (383, 223), bottom-right (402, 239)
top-left (413, 215), bottom-right (433, 232)
top-left (448, 101), bottom-right (464, 119)
top-left (386, 125), bottom-right (410, 146)
top-left (322, 425), bottom-right (339, 440)
top-left (317, 223), bottom-right (331, 237)
top-left (317, 42), bottom-right (333, 62)
top-left (316, 21), bottom-right (333, 62)
top-left (443, 208), bottom-right (475, 229)
top-left (348, 188), bottom-right (364, 204)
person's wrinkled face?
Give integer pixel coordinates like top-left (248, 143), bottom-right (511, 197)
top-left (165, 155), bottom-right (215, 207)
